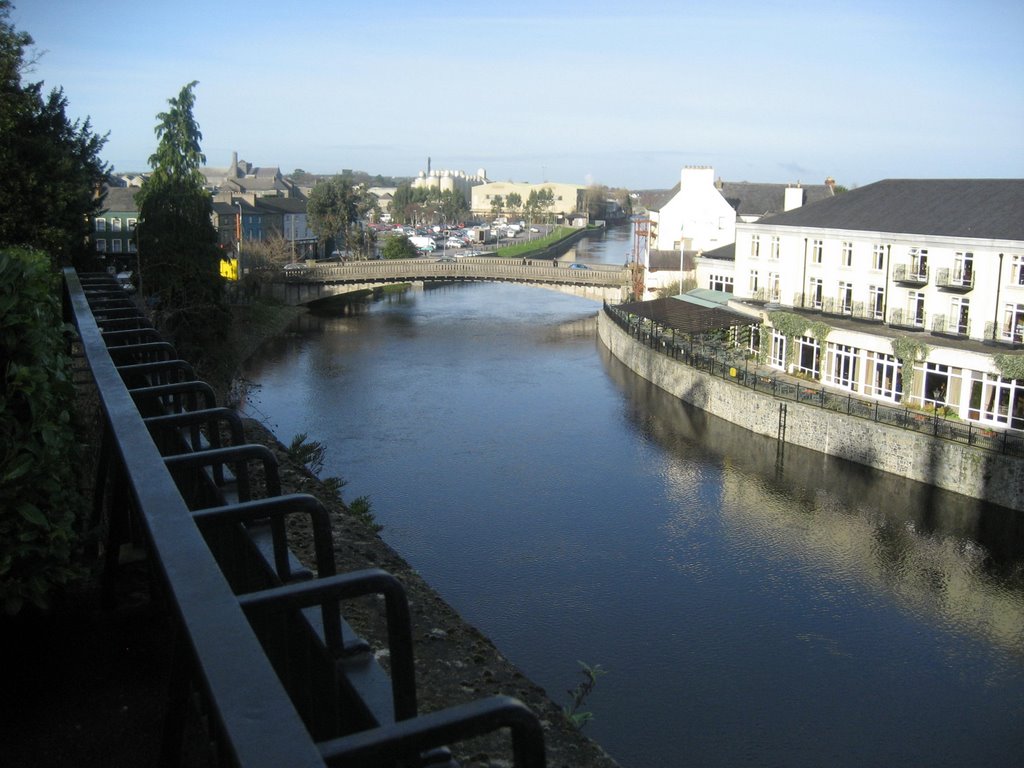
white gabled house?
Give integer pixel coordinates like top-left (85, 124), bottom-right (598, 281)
top-left (694, 178), bottom-right (1024, 430)
top-left (647, 165), bottom-right (836, 253)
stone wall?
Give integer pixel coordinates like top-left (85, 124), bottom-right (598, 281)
top-left (598, 309), bottom-right (1024, 511)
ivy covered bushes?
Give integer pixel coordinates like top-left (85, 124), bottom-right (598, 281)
top-left (0, 249), bottom-right (84, 614)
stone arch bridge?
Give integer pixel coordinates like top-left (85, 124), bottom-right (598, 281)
top-left (267, 256), bottom-right (632, 307)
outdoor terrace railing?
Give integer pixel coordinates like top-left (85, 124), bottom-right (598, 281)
top-left (64, 268), bottom-right (547, 768)
top-left (603, 301), bottom-right (1024, 458)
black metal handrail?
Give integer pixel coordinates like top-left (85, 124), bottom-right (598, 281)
top-left (65, 268), bottom-right (548, 767)
top-left (604, 301), bottom-right (1024, 457)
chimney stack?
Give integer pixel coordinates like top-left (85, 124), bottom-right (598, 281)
top-left (825, 176), bottom-right (836, 194)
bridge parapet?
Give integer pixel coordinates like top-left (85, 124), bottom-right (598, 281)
top-left (281, 256), bottom-right (628, 285)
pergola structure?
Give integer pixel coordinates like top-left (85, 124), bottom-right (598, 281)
top-left (616, 296), bottom-right (759, 343)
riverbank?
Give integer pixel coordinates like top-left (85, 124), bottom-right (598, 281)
top-left (598, 304), bottom-right (1024, 511)
top-left (9, 297), bottom-right (620, 767)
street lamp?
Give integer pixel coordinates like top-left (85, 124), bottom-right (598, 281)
top-left (235, 201), bottom-right (243, 275)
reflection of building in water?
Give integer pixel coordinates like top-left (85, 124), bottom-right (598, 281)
top-left (609, 353), bottom-right (1024, 654)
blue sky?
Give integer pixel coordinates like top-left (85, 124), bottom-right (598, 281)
top-left (12, 0), bottom-right (1024, 189)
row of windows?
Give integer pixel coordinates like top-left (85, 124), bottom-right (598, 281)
top-left (95, 217), bottom-right (137, 232)
top-left (757, 239), bottom-right (992, 282)
top-left (754, 330), bottom-right (1024, 428)
top-left (96, 239), bottom-right (136, 253)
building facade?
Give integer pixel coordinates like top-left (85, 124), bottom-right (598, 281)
top-left (694, 179), bottom-right (1024, 430)
top-left (91, 187), bottom-right (139, 268)
top-left (647, 166), bottom-right (835, 252)
top-left (470, 180), bottom-right (584, 221)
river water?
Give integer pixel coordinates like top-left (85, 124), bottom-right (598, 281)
top-left (240, 226), bottom-right (1024, 768)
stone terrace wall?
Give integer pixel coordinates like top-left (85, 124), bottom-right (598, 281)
top-left (598, 309), bottom-right (1024, 512)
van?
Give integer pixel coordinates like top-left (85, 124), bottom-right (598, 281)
top-left (409, 235), bottom-right (437, 251)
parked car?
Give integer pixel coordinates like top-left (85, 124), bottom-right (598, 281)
top-left (569, 263), bottom-right (591, 270)
top-left (445, 238), bottom-right (465, 248)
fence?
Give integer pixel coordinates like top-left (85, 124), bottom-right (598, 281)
top-left (603, 301), bottom-right (1024, 459)
top-left (64, 268), bottom-right (547, 768)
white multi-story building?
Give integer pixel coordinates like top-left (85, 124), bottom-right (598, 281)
top-left (646, 165), bottom-right (835, 252)
top-left (694, 178), bottom-right (1024, 430)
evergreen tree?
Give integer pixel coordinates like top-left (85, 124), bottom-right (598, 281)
top-left (0, 0), bottom-right (109, 268)
top-left (136, 81), bottom-right (226, 350)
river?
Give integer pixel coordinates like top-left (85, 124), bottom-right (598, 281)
top-left (240, 226), bottom-right (1024, 768)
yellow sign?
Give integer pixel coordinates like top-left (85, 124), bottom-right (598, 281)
top-left (220, 258), bottom-right (239, 281)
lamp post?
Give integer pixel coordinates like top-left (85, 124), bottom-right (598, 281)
top-left (235, 201), bottom-right (243, 276)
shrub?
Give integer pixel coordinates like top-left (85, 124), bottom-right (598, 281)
top-left (0, 249), bottom-right (85, 614)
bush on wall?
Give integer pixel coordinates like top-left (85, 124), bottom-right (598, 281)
top-left (0, 248), bottom-right (85, 614)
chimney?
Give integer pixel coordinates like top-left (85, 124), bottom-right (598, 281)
top-left (427, 156), bottom-right (431, 174)
top-left (784, 185), bottom-right (805, 211)
top-left (825, 176), bottom-right (836, 194)
top-left (715, 177), bottom-right (724, 191)
top-left (231, 151), bottom-right (238, 178)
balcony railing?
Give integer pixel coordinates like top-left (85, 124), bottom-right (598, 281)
top-left (934, 267), bottom-right (974, 291)
top-left (893, 263), bottom-right (929, 285)
top-left (930, 314), bottom-right (971, 338)
top-left (888, 307), bottom-right (927, 331)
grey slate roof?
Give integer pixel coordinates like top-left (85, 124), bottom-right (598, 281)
top-left (100, 187), bottom-right (139, 212)
top-left (757, 179), bottom-right (1024, 241)
top-left (719, 181), bottom-right (833, 218)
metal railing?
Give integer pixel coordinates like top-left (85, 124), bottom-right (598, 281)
top-left (604, 301), bottom-right (1024, 458)
top-left (65, 268), bottom-right (547, 768)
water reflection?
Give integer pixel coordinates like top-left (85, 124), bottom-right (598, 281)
top-left (601, 344), bottom-right (1024, 656)
top-left (242, 251), bottom-right (1024, 768)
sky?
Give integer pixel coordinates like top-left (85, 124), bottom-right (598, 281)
top-left (11, 0), bottom-right (1024, 190)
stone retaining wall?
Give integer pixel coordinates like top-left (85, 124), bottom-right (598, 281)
top-left (598, 309), bottom-right (1024, 511)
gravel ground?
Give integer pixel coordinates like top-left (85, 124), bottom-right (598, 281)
top-left (0, 300), bottom-right (621, 768)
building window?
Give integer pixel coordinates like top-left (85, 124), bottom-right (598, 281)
top-left (709, 274), bottom-right (734, 293)
top-left (1002, 303), bottom-right (1024, 342)
top-left (825, 343), bottom-right (859, 391)
top-left (909, 247), bottom-right (929, 280)
top-left (127, 218), bottom-right (137, 231)
top-left (747, 324), bottom-right (761, 356)
top-left (749, 270), bottom-right (759, 294)
top-left (95, 239), bottom-right (106, 252)
top-left (769, 330), bottom-right (786, 370)
top-left (111, 239), bottom-right (122, 253)
top-left (923, 362), bottom-right (951, 408)
top-left (95, 219), bottom-right (106, 232)
top-left (951, 297), bottom-right (970, 335)
top-left (841, 242), bottom-right (853, 267)
top-left (954, 252), bottom-right (974, 287)
top-left (908, 291), bottom-right (926, 328)
top-left (968, 372), bottom-right (1024, 429)
top-left (795, 336), bottom-right (820, 377)
top-left (809, 277), bottom-right (823, 309)
top-left (128, 239), bottom-right (137, 253)
top-left (767, 272), bottom-right (781, 302)
top-left (812, 239), bottom-right (823, 264)
top-left (111, 217), bottom-right (122, 232)
top-left (869, 286), bottom-right (884, 320)
top-left (838, 281), bottom-right (853, 314)
top-left (770, 236), bottom-right (780, 260)
top-left (1012, 254), bottom-right (1024, 286)
top-left (865, 351), bottom-right (898, 400)
top-left (751, 234), bottom-right (760, 258)
top-left (872, 244), bottom-right (886, 271)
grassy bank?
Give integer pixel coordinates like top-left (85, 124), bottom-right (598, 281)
top-left (495, 226), bottom-right (575, 258)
